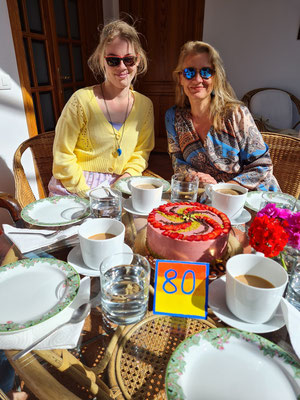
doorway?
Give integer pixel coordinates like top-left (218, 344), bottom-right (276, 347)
top-left (7, 0), bottom-right (103, 136)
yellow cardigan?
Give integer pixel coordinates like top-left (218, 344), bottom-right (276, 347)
top-left (53, 86), bottom-right (155, 194)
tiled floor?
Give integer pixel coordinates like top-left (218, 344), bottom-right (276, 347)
top-left (148, 152), bottom-right (173, 180)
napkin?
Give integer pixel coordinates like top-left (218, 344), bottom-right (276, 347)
top-left (0, 277), bottom-right (90, 350)
top-left (280, 298), bottom-right (300, 360)
top-left (3, 224), bottom-right (79, 253)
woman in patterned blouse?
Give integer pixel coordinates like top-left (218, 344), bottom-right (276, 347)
top-left (165, 41), bottom-right (279, 191)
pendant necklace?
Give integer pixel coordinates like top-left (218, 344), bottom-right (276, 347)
top-left (101, 84), bottom-right (130, 158)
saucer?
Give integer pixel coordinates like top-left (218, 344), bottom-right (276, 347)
top-left (123, 198), bottom-right (167, 216)
top-left (67, 243), bottom-right (133, 277)
top-left (208, 275), bottom-right (285, 333)
top-left (229, 208), bottom-right (251, 225)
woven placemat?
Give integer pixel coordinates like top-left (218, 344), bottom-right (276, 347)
top-left (108, 313), bottom-right (216, 400)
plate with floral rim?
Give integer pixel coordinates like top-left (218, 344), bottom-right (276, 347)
top-left (114, 176), bottom-right (171, 195)
top-left (165, 328), bottom-right (300, 400)
top-left (0, 258), bottom-right (80, 333)
top-left (21, 195), bottom-right (90, 227)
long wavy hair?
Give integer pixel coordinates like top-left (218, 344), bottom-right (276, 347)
top-left (88, 19), bottom-right (147, 83)
top-left (173, 41), bottom-right (242, 131)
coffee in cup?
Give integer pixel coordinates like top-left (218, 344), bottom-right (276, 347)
top-left (78, 219), bottom-right (125, 269)
top-left (226, 254), bottom-right (288, 323)
top-left (88, 233), bottom-right (116, 240)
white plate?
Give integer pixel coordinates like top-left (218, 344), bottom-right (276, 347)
top-left (229, 208), bottom-right (251, 225)
top-left (115, 176), bottom-right (171, 195)
top-left (21, 196), bottom-right (90, 227)
top-left (166, 328), bottom-right (300, 400)
top-left (67, 243), bottom-right (133, 277)
top-left (245, 191), bottom-right (299, 212)
top-left (0, 258), bottom-right (80, 333)
top-left (208, 275), bottom-right (285, 333)
top-left (123, 198), bottom-right (167, 216)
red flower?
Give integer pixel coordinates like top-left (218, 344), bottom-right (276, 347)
top-left (248, 215), bottom-right (289, 257)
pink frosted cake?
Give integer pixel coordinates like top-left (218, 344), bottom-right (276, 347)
top-left (146, 202), bottom-right (231, 262)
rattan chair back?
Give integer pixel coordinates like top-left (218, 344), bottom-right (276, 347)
top-left (242, 87), bottom-right (300, 132)
top-left (262, 132), bottom-right (300, 198)
top-left (13, 130), bottom-right (162, 209)
top-left (13, 131), bottom-right (55, 208)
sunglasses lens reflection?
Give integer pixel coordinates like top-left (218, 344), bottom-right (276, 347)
top-left (200, 67), bottom-right (213, 79)
top-left (183, 68), bottom-right (196, 79)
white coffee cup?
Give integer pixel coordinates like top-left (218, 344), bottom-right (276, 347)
top-left (226, 254), bottom-right (288, 323)
top-left (205, 183), bottom-right (248, 219)
top-left (129, 178), bottom-right (163, 213)
top-left (78, 218), bottom-right (125, 270)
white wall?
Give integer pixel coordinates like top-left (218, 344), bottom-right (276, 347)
top-left (203, 0), bottom-right (300, 125)
top-left (0, 0), bottom-right (37, 226)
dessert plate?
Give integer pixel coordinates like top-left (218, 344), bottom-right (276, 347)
top-left (67, 243), bottom-right (133, 277)
top-left (229, 208), bottom-right (251, 225)
top-left (208, 275), bottom-right (285, 333)
top-left (115, 176), bottom-right (170, 195)
top-left (123, 198), bottom-right (167, 216)
top-left (245, 191), bottom-right (299, 212)
top-left (21, 196), bottom-right (90, 227)
top-left (165, 328), bottom-right (300, 400)
top-left (0, 258), bottom-right (80, 333)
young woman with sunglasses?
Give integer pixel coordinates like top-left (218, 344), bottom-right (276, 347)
top-left (166, 41), bottom-right (279, 191)
top-left (48, 20), bottom-right (154, 197)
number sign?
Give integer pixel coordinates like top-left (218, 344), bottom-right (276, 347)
top-left (153, 260), bottom-right (209, 319)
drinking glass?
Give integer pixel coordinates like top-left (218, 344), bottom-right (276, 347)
top-left (285, 261), bottom-right (300, 311)
top-left (171, 173), bottom-right (199, 203)
top-left (100, 252), bottom-right (151, 325)
top-left (89, 187), bottom-right (122, 220)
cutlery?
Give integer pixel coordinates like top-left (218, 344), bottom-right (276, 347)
top-left (12, 302), bottom-right (91, 361)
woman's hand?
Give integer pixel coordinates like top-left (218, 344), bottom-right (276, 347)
top-left (112, 172), bottom-right (131, 186)
top-left (190, 171), bottom-right (217, 185)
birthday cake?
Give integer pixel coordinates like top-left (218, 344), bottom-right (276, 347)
top-left (146, 202), bottom-right (231, 262)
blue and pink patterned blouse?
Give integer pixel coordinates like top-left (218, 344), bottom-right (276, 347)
top-left (165, 105), bottom-right (280, 191)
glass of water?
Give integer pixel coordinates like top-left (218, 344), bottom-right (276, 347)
top-left (285, 261), bottom-right (300, 311)
top-left (89, 186), bottom-right (122, 220)
top-left (100, 252), bottom-right (151, 325)
top-left (171, 173), bottom-right (199, 203)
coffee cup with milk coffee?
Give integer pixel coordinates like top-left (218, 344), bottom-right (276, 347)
top-left (78, 218), bottom-right (125, 269)
top-left (226, 254), bottom-right (288, 323)
top-left (205, 183), bottom-right (248, 219)
top-left (129, 178), bottom-right (163, 213)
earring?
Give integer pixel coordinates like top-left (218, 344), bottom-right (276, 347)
top-left (211, 90), bottom-right (215, 97)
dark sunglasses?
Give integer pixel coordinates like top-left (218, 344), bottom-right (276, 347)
top-left (182, 67), bottom-right (214, 80)
top-left (105, 56), bottom-right (137, 67)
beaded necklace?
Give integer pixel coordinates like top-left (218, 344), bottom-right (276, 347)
top-left (101, 84), bottom-right (129, 157)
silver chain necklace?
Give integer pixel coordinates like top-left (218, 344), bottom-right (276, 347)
top-left (101, 84), bottom-right (130, 158)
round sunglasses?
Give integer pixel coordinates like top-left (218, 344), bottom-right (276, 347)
top-left (182, 67), bottom-right (214, 80)
top-left (105, 56), bottom-right (137, 67)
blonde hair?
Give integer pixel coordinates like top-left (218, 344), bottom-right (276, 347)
top-left (88, 19), bottom-right (147, 82)
top-left (173, 41), bottom-right (242, 131)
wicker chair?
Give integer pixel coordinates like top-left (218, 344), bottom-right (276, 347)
top-left (13, 131), bottom-right (162, 208)
top-left (261, 132), bottom-right (300, 198)
top-left (0, 192), bottom-right (22, 223)
top-left (242, 88), bottom-right (300, 133)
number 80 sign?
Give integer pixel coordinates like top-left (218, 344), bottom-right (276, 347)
top-left (153, 260), bottom-right (209, 319)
